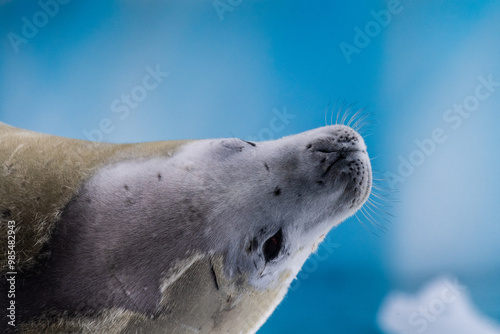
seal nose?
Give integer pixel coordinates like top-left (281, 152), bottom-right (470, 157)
top-left (307, 125), bottom-right (366, 154)
top-left (304, 125), bottom-right (370, 182)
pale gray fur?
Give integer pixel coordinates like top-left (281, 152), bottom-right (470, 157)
top-left (17, 125), bottom-right (371, 325)
top-left (85, 124), bottom-right (370, 288)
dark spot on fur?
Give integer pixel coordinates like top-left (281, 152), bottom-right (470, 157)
top-left (317, 180), bottom-right (325, 186)
top-left (124, 185), bottom-right (129, 191)
top-left (274, 186), bottom-right (282, 196)
top-left (297, 193), bottom-right (302, 197)
top-left (264, 163), bottom-right (270, 171)
top-left (246, 237), bottom-right (259, 254)
top-left (157, 173), bottom-right (162, 180)
top-left (307, 144), bottom-right (312, 149)
top-left (210, 263), bottom-right (219, 291)
top-left (2, 209), bottom-right (11, 218)
top-left (244, 140), bottom-right (256, 147)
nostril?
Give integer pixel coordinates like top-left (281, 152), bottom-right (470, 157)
top-left (337, 135), bottom-right (357, 144)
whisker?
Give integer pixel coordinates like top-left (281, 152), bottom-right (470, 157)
top-left (335, 99), bottom-right (344, 125)
top-left (370, 182), bottom-right (396, 193)
top-left (360, 133), bottom-right (375, 139)
top-left (370, 194), bottom-right (397, 205)
top-left (367, 196), bottom-right (393, 209)
top-left (371, 177), bottom-right (388, 182)
top-left (353, 169), bottom-right (396, 235)
top-left (340, 102), bottom-right (355, 126)
top-left (363, 205), bottom-right (386, 229)
top-left (331, 99), bottom-right (341, 126)
top-left (358, 207), bottom-right (382, 237)
top-left (354, 112), bottom-right (375, 133)
top-left (346, 106), bottom-right (365, 128)
top-left (320, 101), bottom-right (395, 236)
top-left (354, 212), bottom-right (380, 237)
top-left (370, 190), bottom-right (395, 203)
top-left (353, 113), bottom-right (371, 132)
top-left (364, 201), bottom-right (392, 225)
top-left (325, 101), bottom-right (331, 127)
top-left (367, 198), bottom-right (393, 211)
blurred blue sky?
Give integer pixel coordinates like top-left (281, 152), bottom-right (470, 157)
top-left (1, 1), bottom-right (499, 333)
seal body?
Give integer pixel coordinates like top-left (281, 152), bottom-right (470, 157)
top-left (0, 122), bottom-right (371, 333)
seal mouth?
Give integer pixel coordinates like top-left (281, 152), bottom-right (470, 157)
top-left (321, 149), bottom-right (359, 177)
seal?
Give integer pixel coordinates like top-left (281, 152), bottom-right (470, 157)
top-left (0, 122), bottom-right (371, 333)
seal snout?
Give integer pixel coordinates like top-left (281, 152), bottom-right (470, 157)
top-left (306, 125), bottom-right (366, 154)
top-left (306, 126), bottom-right (367, 171)
top-left (304, 125), bottom-right (372, 207)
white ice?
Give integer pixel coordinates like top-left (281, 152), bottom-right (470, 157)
top-left (377, 276), bottom-right (500, 334)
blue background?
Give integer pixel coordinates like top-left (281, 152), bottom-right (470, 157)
top-left (1, 1), bottom-right (499, 333)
